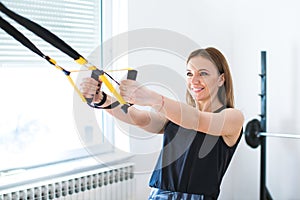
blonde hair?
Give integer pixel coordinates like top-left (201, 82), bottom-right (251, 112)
top-left (186, 47), bottom-right (234, 108)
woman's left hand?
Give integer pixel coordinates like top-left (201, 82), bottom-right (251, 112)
top-left (119, 80), bottom-right (158, 106)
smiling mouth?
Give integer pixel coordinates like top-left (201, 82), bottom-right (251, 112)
top-left (192, 87), bottom-right (204, 93)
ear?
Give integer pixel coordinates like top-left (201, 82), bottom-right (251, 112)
top-left (218, 73), bottom-right (225, 87)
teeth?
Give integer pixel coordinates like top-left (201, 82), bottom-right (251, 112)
top-left (192, 88), bottom-right (203, 92)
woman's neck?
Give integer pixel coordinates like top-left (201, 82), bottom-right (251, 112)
top-left (197, 98), bottom-right (224, 112)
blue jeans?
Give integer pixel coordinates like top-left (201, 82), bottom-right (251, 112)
top-left (148, 188), bottom-right (209, 200)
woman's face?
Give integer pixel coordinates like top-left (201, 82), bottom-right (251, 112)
top-left (186, 56), bottom-right (224, 103)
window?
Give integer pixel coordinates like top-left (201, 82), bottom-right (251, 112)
top-left (0, 0), bottom-right (101, 62)
top-left (0, 0), bottom-right (114, 173)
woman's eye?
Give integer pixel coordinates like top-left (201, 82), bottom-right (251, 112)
top-left (186, 72), bottom-right (193, 76)
top-left (200, 71), bottom-right (208, 76)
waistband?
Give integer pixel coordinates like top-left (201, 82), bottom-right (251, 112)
top-left (148, 188), bottom-right (216, 200)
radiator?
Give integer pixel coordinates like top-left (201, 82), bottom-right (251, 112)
top-left (0, 163), bottom-right (135, 200)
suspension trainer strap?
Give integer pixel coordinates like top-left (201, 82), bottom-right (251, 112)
top-left (0, 16), bottom-right (44, 58)
top-left (0, 16), bottom-right (63, 70)
top-left (0, 2), bottom-right (136, 111)
top-left (0, 12), bottom-right (86, 102)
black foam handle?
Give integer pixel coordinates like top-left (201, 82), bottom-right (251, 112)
top-left (121, 70), bottom-right (138, 113)
top-left (127, 69), bottom-right (138, 80)
top-left (86, 69), bottom-right (104, 104)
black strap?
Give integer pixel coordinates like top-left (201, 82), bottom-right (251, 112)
top-left (87, 92), bottom-right (122, 109)
top-left (94, 92), bottom-right (107, 107)
top-left (102, 101), bottom-right (121, 109)
top-left (0, 16), bottom-right (45, 58)
top-left (88, 101), bottom-right (121, 110)
top-left (0, 2), bottom-right (134, 111)
top-left (0, 8), bottom-right (71, 76)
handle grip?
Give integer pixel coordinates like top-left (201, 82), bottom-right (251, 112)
top-left (126, 69), bottom-right (137, 80)
top-left (86, 69), bottom-right (104, 104)
top-left (121, 70), bottom-right (138, 113)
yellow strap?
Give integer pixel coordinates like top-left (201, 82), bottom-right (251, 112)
top-left (54, 65), bottom-right (64, 71)
top-left (75, 56), bottom-right (88, 65)
top-left (99, 74), bottom-right (127, 105)
top-left (69, 68), bottom-right (134, 73)
top-left (49, 58), bottom-right (57, 65)
top-left (68, 69), bottom-right (89, 73)
top-left (105, 68), bottom-right (134, 72)
top-left (66, 75), bottom-right (87, 103)
top-left (54, 55), bottom-right (131, 104)
top-left (87, 66), bottom-right (97, 70)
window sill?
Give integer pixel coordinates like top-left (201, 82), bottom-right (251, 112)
top-left (0, 151), bottom-right (133, 190)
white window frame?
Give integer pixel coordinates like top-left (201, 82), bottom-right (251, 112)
top-left (0, 0), bottom-right (123, 176)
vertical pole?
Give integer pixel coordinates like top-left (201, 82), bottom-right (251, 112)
top-left (260, 51), bottom-right (267, 200)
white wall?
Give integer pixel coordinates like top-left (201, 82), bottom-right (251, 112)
top-left (125, 0), bottom-right (300, 199)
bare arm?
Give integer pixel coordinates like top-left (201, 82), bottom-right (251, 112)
top-left (158, 97), bottom-right (244, 146)
top-left (80, 78), bottom-right (167, 133)
top-left (103, 95), bottom-right (168, 133)
top-left (154, 95), bottom-right (244, 137)
top-left (120, 80), bottom-right (244, 145)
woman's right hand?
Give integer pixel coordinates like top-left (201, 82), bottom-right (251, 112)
top-left (80, 77), bottom-right (103, 103)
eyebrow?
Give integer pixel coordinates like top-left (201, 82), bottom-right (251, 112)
top-left (186, 68), bottom-right (209, 72)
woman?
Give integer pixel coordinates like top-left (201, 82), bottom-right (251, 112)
top-left (80, 47), bottom-right (244, 199)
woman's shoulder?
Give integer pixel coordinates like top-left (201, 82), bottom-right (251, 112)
top-left (220, 108), bottom-right (244, 146)
top-left (221, 108), bottom-right (245, 129)
top-left (222, 108), bottom-right (244, 119)
top-left (215, 106), bottom-right (244, 122)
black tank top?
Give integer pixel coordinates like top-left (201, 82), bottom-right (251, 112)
top-left (149, 106), bottom-right (242, 199)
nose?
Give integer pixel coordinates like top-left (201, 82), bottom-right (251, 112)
top-left (191, 74), bottom-right (201, 84)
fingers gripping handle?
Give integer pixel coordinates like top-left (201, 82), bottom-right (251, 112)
top-left (121, 70), bottom-right (138, 113)
top-left (85, 69), bottom-right (104, 104)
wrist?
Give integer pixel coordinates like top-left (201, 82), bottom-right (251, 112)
top-left (151, 93), bottom-right (165, 112)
